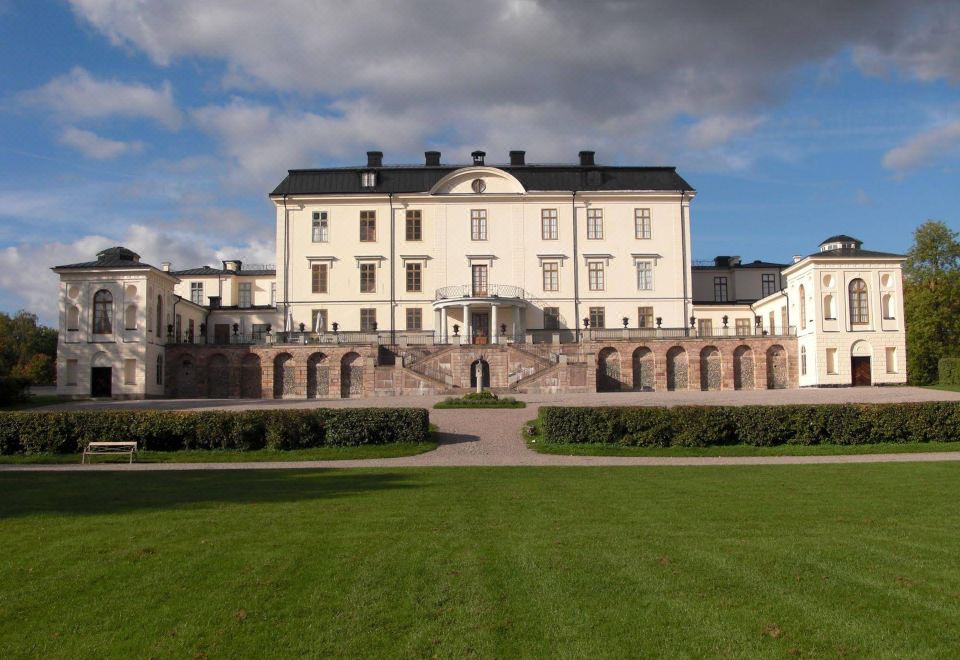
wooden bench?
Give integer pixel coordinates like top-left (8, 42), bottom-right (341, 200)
top-left (82, 442), bottom-right (138, 464)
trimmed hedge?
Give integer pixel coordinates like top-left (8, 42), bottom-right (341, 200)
top-left (538, 403), bottom-right (960, 447)
top-left (939, 358), bottom-right (960, 386)
top-left (434, 391), bottom-right (526, 409)
top-left (0, 408), bottom-right (430, 455)
top-left (0, 377), bottom-right (31, 406)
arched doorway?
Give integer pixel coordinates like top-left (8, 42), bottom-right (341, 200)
top-left (851, 340), bottom-right (872, 386)
top-left (469, 358), bottom-right (491, 389)
top-left (240, 354), bottom-right (262, 399)
top-left (596, 347), bottom-right (621, 392)
top-left (340, 352), bottom-right (363, 398)
top-left (307, 352), bottom-right (330, 398)
top-left (632, 347), bottom-right (655, 391)
top-left (733, 346), bottom-right (754, 390)
top-left (700, 346), bottom-right (721, 391)
top-left (273, 353), bottom-right (296, 399)
top-left (207, 354), bottom-right (230, 398)
top-left (666, 347), bottom-right (688, 391)
top-left (766, 345), bottom-right (788, 389)
top-left (177, 356), bottom-right (197, 398)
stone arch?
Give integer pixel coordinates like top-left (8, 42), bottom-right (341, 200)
top-left (699, 346), bottom-right (721, 391)
top-left (240, 354), bottom-right (262, 399)
top-left (307, 352), bottom-right (330, 398)
top-left (596, 347), bottom-right (621, 392)
top-left (177, 356), bottom-right (197, 398)
top-left (66, 304), bottom-right (80, 330)
top-left (124, 304), bottom-right (137, 331)
top-left (632, 347), bottom-right (655, 391)
top-left (340, 352), bottom-right (363, 398)
top-left (666, 347), bottom-right (688, 391)
top-left (733, 345), bottom-right (754, 390)
top-left (207, 354), bottom-right (230, 398)
top-left (766, 344), bottom-right (788, 389)
top-left (273, 353), bottom-right (296, 399)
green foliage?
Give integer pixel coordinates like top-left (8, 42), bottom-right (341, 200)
top-left (539, 403), bottom-right (960, 447)
top-left (434, 391), bottom-right (526, 408)
top-left (0, 311), bottom-right (57, 385)
top-left (939, 358), bottom-right (960, 386)
top-left (0, 408), bottom-right (430, 455)
top-left (904, 221), bottom-right (960, 384)
top-left (0, 377), bottom-right (32, 405)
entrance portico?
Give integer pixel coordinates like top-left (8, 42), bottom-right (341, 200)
top-left (434, 284), bottom-right (526, 344)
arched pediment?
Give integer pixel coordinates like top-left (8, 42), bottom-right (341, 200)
top-left (429, 167), bottom-right (526, 195)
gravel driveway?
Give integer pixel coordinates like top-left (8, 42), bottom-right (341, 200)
top-left (4, 387), bottom-right (960, 470)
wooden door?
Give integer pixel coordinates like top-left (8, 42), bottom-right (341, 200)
top-left (214, 323), bottom-right (230, 344)
top-left (851, 356), bottom-right (871, 386)
top-left (472, 313), bottom-right (489, 345)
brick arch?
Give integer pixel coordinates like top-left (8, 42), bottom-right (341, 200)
top-left (273, 353), bottom-right (296, 399)
top-left (207, 353), bottom-right (230, 398)
top-left (596, 347), bottom-right (621, 392)
top-left (766, 344), bottom-right (788, 390)
top-left (340, 352), bottom-right (363, 398)
top-left (240, 353), bottom-right (262, 399)
top-left (666, 346), bottom-right (688, 391)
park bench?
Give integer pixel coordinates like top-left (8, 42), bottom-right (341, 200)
top-left (82, 441), bottom-right (138, 464)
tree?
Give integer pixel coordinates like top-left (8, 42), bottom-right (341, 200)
top-left (903, 221), bottom-right (960, 384)
top-left (0, 310), bottom-right (58, 385)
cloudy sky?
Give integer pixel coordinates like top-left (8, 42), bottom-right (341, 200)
top-left (1, 0), bottom-right (959, 323)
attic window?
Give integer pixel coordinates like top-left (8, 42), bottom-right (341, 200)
top-left (361, 171), bottom-right (376, 188)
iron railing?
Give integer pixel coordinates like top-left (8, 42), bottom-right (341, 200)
top-left (434, 284), bottom-right (528, 300)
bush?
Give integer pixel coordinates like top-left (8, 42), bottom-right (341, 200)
top-left (434, 391), bottom-right (526, 409)
top-left (939, 358), bottom-right (960, 386)
top-left (0, 377), bottom-right (31, 406)
top-left (0, 408), bottom-right (430, 455)
top-left (538, 402), bottom-right (960, 447)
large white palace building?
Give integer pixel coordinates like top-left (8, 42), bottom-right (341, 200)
top-left (53, 150), bottom-right (906, 399)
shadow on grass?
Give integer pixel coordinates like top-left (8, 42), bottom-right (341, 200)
top-left (0, 469), bottom-right (415, 519)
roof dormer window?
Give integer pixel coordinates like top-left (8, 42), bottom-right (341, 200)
top-left (361, 171), bottom-right (376, 188)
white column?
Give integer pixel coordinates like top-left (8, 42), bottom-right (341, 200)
top-left (440, 307), bottom-right (448, 343)
top-left (491, 304), bottom-right (499, 345)
top-left (513, 306), bottom-right (520, 340)
top-left (462, 304), bottom-right (470, 343)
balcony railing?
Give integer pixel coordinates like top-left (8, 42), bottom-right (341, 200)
top-left (435, 284), bottom-right (528, 300)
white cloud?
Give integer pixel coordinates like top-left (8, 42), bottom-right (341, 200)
top-left (685, 115), bottom-right (768, 150)
top-left (20, 67), bottom-right (182, 129)
top-left (58, 127), bottom-right (144, 159)
top-left (882, 120), bottom-right (960, 174)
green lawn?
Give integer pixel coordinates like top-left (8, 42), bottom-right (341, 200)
top-left (926, 383), bottom-right (960, 392)
top-left (529, 438), bottom-right (960, 457)
top-left (2, 465), bottom-right (960, 656)
top-left (0, 442), bottom-right (437, 464)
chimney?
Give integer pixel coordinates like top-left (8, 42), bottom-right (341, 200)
top-left (793, 255), bottom-right (803, 264)
top-left (509, 150), bottom-right (526, 166)
top-left (223, 260), bottom-right (241, 272)
top-left (425, 150), bottom-right (441, 166)
top-left (161, 262), bottom-right (171, 272)
top-left (366, 151), bottom-right (383, 167)
top-left (471, 150), bottom-right (486, 166)
top-left (579, 150), bottom-right (595, 166)
top-left (208, 296), bottom-right (221, 309)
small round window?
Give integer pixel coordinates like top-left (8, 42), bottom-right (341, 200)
top-left (471, 178), bottom-right (486, 193)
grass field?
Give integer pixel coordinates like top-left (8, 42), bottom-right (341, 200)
top-left (2, 464), bottom-right (959, 657)
top-left (926, 383), bottom-right (960, 392)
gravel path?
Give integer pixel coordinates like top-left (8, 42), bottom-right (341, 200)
top-left (3, 387), bottom-right (960, 471)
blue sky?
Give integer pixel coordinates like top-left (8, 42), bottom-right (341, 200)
top-left (1, 1), bottom-right (958, 324)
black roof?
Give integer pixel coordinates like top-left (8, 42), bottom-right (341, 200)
top-left (810, 247), bottom-right (905, 259)
top-left (171, 266), bottom-right (276, 276)
top-left (693, 259), bottom-right (787, 270)
top-left (271, 163), bottom-right (694, 196)
top-left (820, 234), bottom-right (861, 246)
top-left (53, 246), bottom-right (153, 271)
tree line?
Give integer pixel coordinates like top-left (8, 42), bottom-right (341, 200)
top-left (0, 311), bottom-right (57, 385)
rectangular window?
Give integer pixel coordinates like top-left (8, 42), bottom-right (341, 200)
top-left (311, 263), bottom-right (328, 294)
top-left (698, 319), bottom-right (713, 336)
top-left (886, 347), bottom-right (898, 373)
top-left (123, 359), bottom-right (136, 385)
top-left (637, 261), bottom-right (654, 290)
top-left (714, 276), bottom-right (728, 302)
top-left (471, 265), bottom-right (488, 296)
top-left (761, 273), bottom-right (776, 297)
top-left (541, 209), bottom-right (558, 240)
top-left (638, 306), bottom-right (654, 328)
top-left (543, 307), bottom-right (560, 330)
top-left (588, 262), bottom-right (604, 291)
top-left (360, 210), bottom-right (376, 241)
top-left (252, 323), bottom-right (269, 341)
top-left (586, 208), bottom-right (603, 239)
top-left (66, 359), bottom-right (78, 386)
top-left (361, 171), bottom-right (376, 187)
top-left (405, 210), bottom-right (422, 241)
top-left (735, 318), bottom-right (751, 335)
top-left (471, 209), bottom-right (487, 240)
top-left (826, 348), bottom-right (838, 374)
top-left (360, 308), bottom-right (377, 331)
top-left (190, 282), bottom-right (204, 305)
top-left (406, 308), bottom-right (422, 331)
top-left (238, 283), bottom-right (252, 308)
top-left (405, 262), bottom-right (422, 292)
top-left (634, 208), bottom-right (651, 239)
top-left (312, 211), bottom-right (329, 242)
top-left (270, 282), bottom-right (276, 307)
top-left (311, 309), bottom-right (328, 332)
top-left (589, 306), bottom-right (605, 329)
top-left (360, 263), bottom-right (376, 293)
top-left (542, 262), bottom-right (559, 292)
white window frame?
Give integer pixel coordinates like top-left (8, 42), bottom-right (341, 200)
top-left (190, 282), bottom-right (204, 305)
top-left (471, 209), bottom-right (487, 241)
top-left (588, 262), bottom-right (605, 291)
top-left (238, 282), bottom-right (252, 309)
top-left (634, 208), bottom-right (651, 239)
top-left (586, 208), bottom-right (603, 240)
top-left (312, 211), bottom-right (329, 243)
top-left (542, 261), bottom-right (559, 292)
top-left (541, 209), bottom-right (558, 240)
top-left (637, 261), bottom-right (654, 291)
